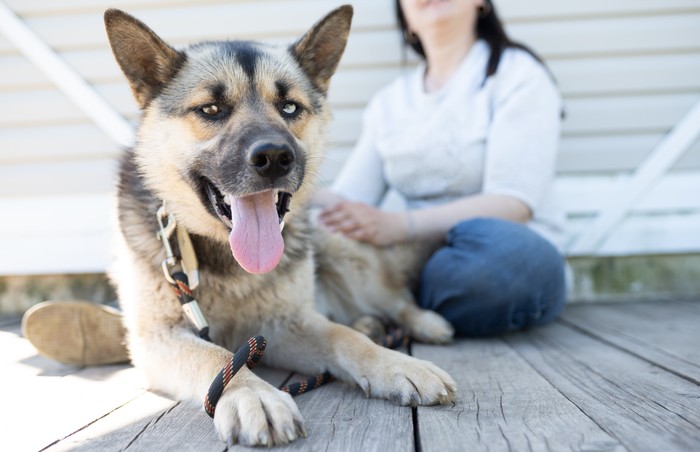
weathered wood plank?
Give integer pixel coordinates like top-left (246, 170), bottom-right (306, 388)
top-left (505, 322), bottom-right (700, 451)
top-left (561, 301), bottom-right (700, 384)
top-left (56, 367), bottom-right (411, 451)
top-left (76, 398), bottom-right (224, 451)
top-left (1, 362), bottom-right (145, 451)
top-left (48, 391), bottom-right (178, 452)
top-left (46, 366), bottom-right (292, 451)
top-left (412, 340), bottom-right (622, 452)
top-left (274, 376), bottom-right (414, 452)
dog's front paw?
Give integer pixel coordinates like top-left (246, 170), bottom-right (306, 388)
top-left (358, 350), bottom-right (456, 406)
top-left (214, 380), bottom-right (305, 446)
top-left (405, 309), bottom-right (454, 344)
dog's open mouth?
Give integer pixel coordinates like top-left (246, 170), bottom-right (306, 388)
top-left (203, 178), bottom-right (291, 274)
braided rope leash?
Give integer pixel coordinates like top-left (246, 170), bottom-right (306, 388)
top-left (204, 336), bottom-right (267, 417)
top-left (204, 327), bottom-right (408, 417)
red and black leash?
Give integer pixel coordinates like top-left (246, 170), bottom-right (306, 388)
top-left (169, 258), bottom-right (409, 418)
top-left (202, 329), bottom-right (408, 418)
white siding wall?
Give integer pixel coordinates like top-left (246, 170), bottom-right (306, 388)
top-left (1, 0), bottom-right (699, 275)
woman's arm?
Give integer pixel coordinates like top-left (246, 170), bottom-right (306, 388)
top-left (320, 193), bottom-right (531, 246)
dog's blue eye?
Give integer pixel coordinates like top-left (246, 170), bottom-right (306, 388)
top-left (281, 102), bottom-right (299, 117)
top-left (202, 104), bottom-right (220, 116)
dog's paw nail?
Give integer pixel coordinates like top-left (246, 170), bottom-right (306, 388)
top-left (297, 422), bottom-right (308, 438)
top-left (258, 431), bottom-right (269, 446)
top-left (285, 427), bottom-right (296, 442)
top-left (440, 388), bottom-right (448, 397)
top-left (359, 377), bottom-right (371, 397)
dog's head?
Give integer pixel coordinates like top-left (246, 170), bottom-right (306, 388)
top-left (105, 6), bottom-right (352, 274)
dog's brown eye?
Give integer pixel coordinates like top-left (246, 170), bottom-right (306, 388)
top-left (202, 104), bottom-right (220, 116)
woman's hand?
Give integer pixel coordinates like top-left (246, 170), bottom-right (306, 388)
top-left (319, 201), bottom-right (408, 246)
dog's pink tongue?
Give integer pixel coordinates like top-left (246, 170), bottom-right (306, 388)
top-left (228, 191), bottom-right (284, 274)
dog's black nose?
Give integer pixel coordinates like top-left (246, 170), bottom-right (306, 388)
top-left (248, 143), bottom-right (295, 178)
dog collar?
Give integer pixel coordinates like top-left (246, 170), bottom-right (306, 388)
top-left (156, 204), bottom-right (209, 338)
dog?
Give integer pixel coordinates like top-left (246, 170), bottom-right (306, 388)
top-left (105, 5), bottom-right (456, 446)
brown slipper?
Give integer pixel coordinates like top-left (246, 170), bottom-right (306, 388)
top-left (21, 300), bottom-right (129, 366)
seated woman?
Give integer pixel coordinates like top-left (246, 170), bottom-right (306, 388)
top-left (314, 0), bottom-right (567, 336)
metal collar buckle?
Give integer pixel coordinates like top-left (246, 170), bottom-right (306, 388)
top-left (156, 204), bottom-right (200, 290)
top-left (156, 203), bottom-right (207, 337)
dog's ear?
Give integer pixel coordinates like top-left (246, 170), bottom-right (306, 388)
top-left (292, 5), bottom-right (353, 94)
top-left (104, 9), bottom-right (186, 108)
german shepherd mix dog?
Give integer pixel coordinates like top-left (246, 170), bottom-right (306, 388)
top-left (106, 5), bottom-right (456, 446)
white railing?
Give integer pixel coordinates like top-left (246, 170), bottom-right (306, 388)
top-left (568, 99), bottom-right (700, 255)
top-left (0, 1), bottom-right (135, 147)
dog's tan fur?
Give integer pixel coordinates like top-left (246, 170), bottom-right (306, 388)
top-left (106, 5), bottom-right (455, 446)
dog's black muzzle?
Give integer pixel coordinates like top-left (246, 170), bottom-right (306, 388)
top-left (196, 126), bottom-right (304, 229)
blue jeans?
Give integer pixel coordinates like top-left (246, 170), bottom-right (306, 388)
top-left (418, 218), bottom-right (566, 337)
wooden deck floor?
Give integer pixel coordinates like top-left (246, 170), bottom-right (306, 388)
top-left (2, 300), bottom-right (699, 451)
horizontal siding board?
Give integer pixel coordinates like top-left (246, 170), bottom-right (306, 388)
top-left (7, 0), bottom-right (700, 19)
top-left (0, 159), bottom-right (118, 196)
top-left (557, 134), bottom-right (700, 173)
top-left (496, 0), bottom-right (700, 21)
top-left (0, 124), bottom-right (119, 164)
top-left (561, 93), bottom-right (700, 135)
top-left (1, 9), bottom-right (699, 57)
top-left (551, 52), bottom-right (700, 97)
top-left (0, 233), bottom-right (110, 275)
top-left (556, 171), bottom-right (700, 215)
top-left (0, 84), bottom-right (138, 126)
top-left (4, 0), bottom-right (240, 16)
top-left (0, 193), bottom-right (113, 274)
top-left (506, 13), bottom-right (700, 58)
top-left (567, 213), bottom-right (700, 256)
top-left (39, 29), bottom-right (407, 70)
top-left (0, 193), bottom-right (112, 235)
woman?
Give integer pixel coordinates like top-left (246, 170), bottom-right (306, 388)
top-left (315, 0), bottom-right (567, 336)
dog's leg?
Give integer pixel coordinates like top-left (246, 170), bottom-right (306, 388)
top-left (382, 289), bottom-right (455, 344)
top-left (125, 322), bottom-right (304, 446)
top-left (262, 310), bottom-right (457, 405)
top-left (115, 256), bottom-right (305, 447)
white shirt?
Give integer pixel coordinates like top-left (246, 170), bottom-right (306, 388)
top-left (333, 40), bottom-right (566, 251)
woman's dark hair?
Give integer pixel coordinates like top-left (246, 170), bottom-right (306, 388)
top-left (395, 0), bottom-right (547, 82)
